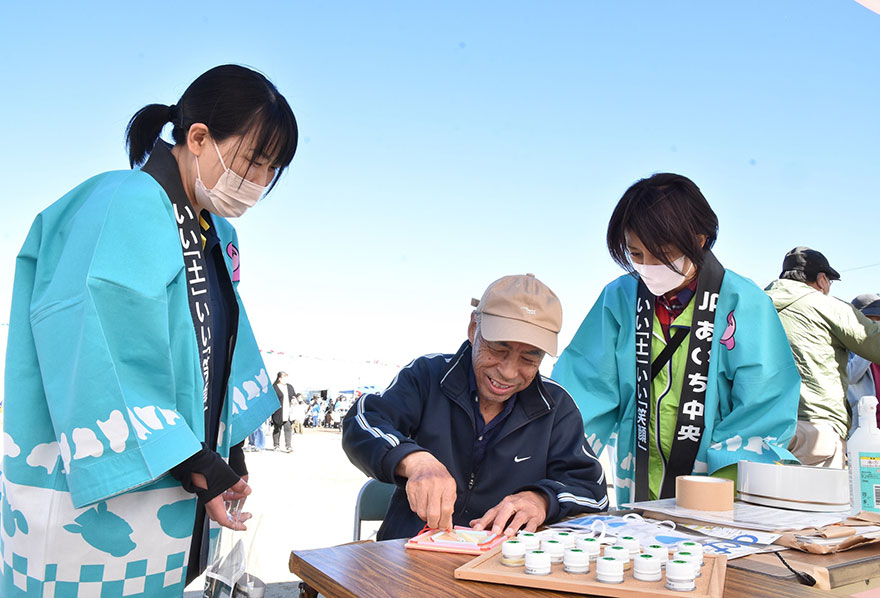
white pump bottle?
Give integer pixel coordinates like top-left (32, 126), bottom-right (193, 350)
top-left (847, 396), bottom-right (880, 514)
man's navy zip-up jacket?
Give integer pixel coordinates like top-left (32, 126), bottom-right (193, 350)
top-left (342, 341), bottom-right (609, 540)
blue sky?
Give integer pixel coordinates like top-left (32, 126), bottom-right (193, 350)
top-left (1, 1), bottom-right (878, 388)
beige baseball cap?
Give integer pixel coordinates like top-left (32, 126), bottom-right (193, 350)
top-left (471, 273), bottom-right (562, 356)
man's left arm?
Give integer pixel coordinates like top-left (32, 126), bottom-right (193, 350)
top-left (520, 390), bottom-right (609, 523)
top-left (471, 389), bottom-right (609, 535)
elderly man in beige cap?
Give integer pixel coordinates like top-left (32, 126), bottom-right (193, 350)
top-left (342, 274), bottom-right (608, 540)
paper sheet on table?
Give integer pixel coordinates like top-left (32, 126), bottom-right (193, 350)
top-left (550, 514), bottom-right (701, 547)
top-left (681, 524), bottom-right (784, 559)
top-left (794, 526), bottom-right (880, 545)
top-left (551, 514), bottom-right (779, 560)
top-left (623, 498), bottom-right (849, 531)
top-left (681, 524), bottom-right (780, 545)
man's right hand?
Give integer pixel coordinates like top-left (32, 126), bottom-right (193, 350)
top-left (395, 451), bottom-right (457, 530)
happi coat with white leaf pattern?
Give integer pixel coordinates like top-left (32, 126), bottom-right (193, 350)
top-left (1, 168), bottom-right (277, 597)
top-left (552, 270), bottom-right (801, 506)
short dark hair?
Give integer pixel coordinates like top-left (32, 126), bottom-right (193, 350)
top-left (607, 173), bottom-right (718, 273)
top-left (780, 270), bottom-right (816, 283)
top-left (125, 64), bottom-right (298, 192)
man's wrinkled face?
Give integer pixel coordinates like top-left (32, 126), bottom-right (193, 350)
top-left (467, 315), bottom-right (544, 404)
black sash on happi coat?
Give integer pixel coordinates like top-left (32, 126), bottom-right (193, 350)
top-left (142, 144), bottom-right (217, 582)
top-left (633, 250), bottom-right (725, 501)
top-left (143, 143), bottom-right (215, 419)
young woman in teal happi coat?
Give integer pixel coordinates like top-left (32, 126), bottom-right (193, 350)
top-left (2, 65), bottom-right (298, 597)
top-left (552, 173), bottom-right (801, 506)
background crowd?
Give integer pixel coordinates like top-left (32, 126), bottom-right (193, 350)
top-left (245, 377), bottom-right (354, 453)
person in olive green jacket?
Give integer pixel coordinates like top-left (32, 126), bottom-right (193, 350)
top-left (765, 247), bottom-right (880, 467)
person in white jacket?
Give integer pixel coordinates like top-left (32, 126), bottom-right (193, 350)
top-left (291, 395), bottom-right (306, 434)
top-left (847, 293), bottom-right (880, 434)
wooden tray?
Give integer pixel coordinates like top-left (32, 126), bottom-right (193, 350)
top-left (454, 546), bottom-right (727, 598)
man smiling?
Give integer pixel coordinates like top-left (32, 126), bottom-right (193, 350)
top-left (342, 274), bottom-right (608, 540)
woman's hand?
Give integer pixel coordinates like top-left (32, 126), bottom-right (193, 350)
top-left (191, 473), bottom-right (253, 530)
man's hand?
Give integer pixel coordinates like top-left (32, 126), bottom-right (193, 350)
top-left (191, 473), bottom-right (253, 530)
top-left (395, 451), bottom-right (457, 530)
top-left (469, 490), bottom-right (548, 537)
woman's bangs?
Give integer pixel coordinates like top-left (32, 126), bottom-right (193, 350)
top-left (252, 101), bottom-right (298, 171)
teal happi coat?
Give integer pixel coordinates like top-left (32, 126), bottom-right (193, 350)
top-left (552, 270), bottom-right (801, 506)
top-left (1, 169), bottom-right (277, 597)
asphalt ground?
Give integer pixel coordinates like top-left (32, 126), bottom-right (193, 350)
top-left (183, 426), bottom-right (370, 594)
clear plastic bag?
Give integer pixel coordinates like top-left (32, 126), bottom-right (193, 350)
top-left (203, 513), bottom-right (266, 598)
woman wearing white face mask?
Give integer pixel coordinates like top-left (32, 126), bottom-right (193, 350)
top-left (3, 65), bottom-right (297, 596)
top-left (552, 173), bottom-right (801, 505)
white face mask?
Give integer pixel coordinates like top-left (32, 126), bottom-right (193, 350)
top-left (194, 140), bottom-right (267, 218)
top-left (631, 255), bottom-right (693, 296)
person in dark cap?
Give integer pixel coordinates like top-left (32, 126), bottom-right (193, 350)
top-left (847, 293), bottom-right (880, 432)
top-left (780, 246), bottom-right (842, 292)
top-left (765, 248), bottom-right (880, 466)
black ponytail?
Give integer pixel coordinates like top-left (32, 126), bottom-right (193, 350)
top-left (125, 104), bottom-right (175, 168)
top-left (124, 65), bottom-right (298, 187)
